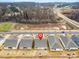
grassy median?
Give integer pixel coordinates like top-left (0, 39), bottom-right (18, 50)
top-left (0, 22), bottom-right (13, 32)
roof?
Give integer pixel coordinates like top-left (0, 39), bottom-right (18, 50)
top-left (0, 36), bottom-right (5, 47)
top-left (4, 39), bottom-right (18, 48)
top-left (22, 36), bottom-right (32, 40)
top-left (48, 36), bottom-right (63, 50)
top-left (0, 36), bottom-right (5, 42)
top-left (60, 36), bottom-right (78, 49)
top-left (8, 34), bottom-right (18, 40)
top-left (60, 36), bottom-right (69, 47)
top-left (34, 39), bottom-right (47, 49)
top-left (19, 39), bottom-right (33, 49)
top-left (71, 35), bottom-right (79, 47)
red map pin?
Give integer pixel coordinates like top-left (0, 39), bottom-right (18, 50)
top-left (38, 32), bottom-right (43, 40)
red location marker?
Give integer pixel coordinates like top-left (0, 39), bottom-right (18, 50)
top-left (38, 32), bottom-right (43, 40)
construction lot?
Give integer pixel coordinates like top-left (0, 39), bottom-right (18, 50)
top-left (0, 31), bottom-right (79, 59)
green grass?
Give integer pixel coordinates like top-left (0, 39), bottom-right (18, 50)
top-left (0, 22), bottom-right (13, 32)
